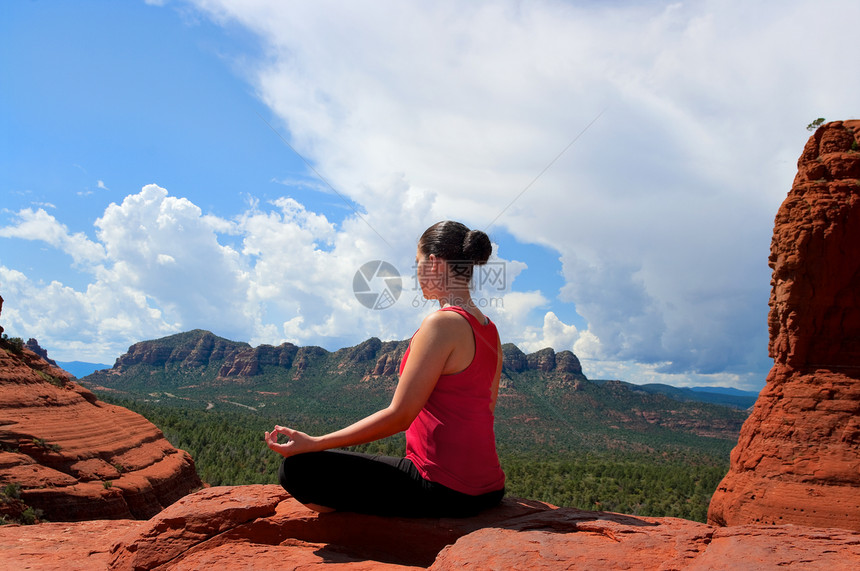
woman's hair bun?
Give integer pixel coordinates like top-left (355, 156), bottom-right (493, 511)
top-left (463, 229), bottom-right (492, 265)
top-left (418, 220), bottom-right (492, 269)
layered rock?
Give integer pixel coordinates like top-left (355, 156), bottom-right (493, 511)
top-left (113, 329), bottom-right (248, 371)
top-left (89, 329), bottom-right (586, 388)
top-left (1, 485), bottom-right (858, 570)
top-left (501, 343), bottom-right (584, 376)
top-left (217, 343), bottom-right (300, 377)
top-left (25, 338), bottom-right (57, 366)
top-left (0, 341), bottom-right (202, 521)
top-left (708, 120), bottom-right (860, 531)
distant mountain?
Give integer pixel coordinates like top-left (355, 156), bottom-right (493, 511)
top-left (609, 382), bottom-right (759, 410)
top-left (20, 341), bottom-right (110, 378)
top-left (690, 386), bottom-right (761, 396)
top-left (55, 360), bottom-right (112, 379)
top-left (81, 329), bottom-right (750, 455)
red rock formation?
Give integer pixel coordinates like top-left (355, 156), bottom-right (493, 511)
top-left (25, 338), bottom-right (57, 366)
top-left (0, 342), bottom-right (203, 521)
top-left (708, 120), bottom-right (860, 531)
top-left (218, 343), bottom-right (300, 377)
top-left (501, 343), bottom-right (585, 377)
top-left (113, 329), bottom-right (247, 371)
top-left (1, 485), bottom-right (858, 570)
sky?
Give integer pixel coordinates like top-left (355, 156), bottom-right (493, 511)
top-left (1, 0), bottom-right (857, 391)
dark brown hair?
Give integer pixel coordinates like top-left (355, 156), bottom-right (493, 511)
top-left (418, 221), bottom-right (492, 281)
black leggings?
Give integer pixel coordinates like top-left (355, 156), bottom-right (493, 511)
top-left (278, 450), bottom-right (504, 518)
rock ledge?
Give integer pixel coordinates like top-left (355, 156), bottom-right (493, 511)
top-left (2, 485), bottom-right (857, 570)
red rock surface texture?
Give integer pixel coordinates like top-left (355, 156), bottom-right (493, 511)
top-left (0, 343), bottom-right (202, 521)
top-left (708, 120), bottom-right (860, 531)
top-left (1, 485), bottom-right (858, 570)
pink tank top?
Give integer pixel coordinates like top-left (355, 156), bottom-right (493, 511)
top-left (400, 306), bottom-right (506, 495)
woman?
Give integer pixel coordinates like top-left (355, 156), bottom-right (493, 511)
top-left (264, 220), bottom-right (505, 517)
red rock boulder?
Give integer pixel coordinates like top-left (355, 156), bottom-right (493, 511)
top-left (0, 341), bottom-right (203, 521)
top-left (708, 120), bottom-right (860, 531)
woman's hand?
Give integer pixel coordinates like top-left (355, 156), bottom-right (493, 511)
top-left (264, 425), bottom-right (319, 458)
top-left (262, 311), bottom-right (469, 457)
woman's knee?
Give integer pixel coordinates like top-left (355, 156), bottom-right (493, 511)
top-left (278, 454), bottom-right (308, 490)
top-left (278, 452), bottom-right (333, 501)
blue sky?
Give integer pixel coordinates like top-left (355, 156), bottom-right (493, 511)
top-left (1, 0), bottom-right (858, 390)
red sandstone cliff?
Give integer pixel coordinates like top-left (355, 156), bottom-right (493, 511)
top-left (0, 339), bottom-right (203, 522)
top-left (708, 120), bottom-right (860, 531)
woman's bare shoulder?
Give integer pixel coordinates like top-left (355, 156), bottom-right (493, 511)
top-left (419, 308), bottom-right (471, 333)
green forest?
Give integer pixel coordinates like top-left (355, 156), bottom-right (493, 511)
top-left (110, 398), bottom-right (731, 523)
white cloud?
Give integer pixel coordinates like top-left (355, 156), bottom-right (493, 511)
top-left (576, 355), bottom-right (763, 392)
top-left (493, 291), bottom-right (549, 332)
top-left (0, 208), bottom-right (105, 265)
top-left (3, 0), bottom-right (857, 388)
top-left (92, 184), bottom-right (252, 342)
top-left (0, 265), bottom-right (174, 363)
top-left (1, 183), bottom-right (493, 361)
top-left (517, 311), bottom-right (580, 355)
top-left (177, 0), bottom-right (858, 384)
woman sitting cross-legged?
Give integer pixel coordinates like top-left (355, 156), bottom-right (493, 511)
top-left (264, 220), bottom-right (505, 517)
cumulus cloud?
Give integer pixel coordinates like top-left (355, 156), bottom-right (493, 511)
top-left (1, 184), bottom-right (490, 361)
top-left (90, 185), bottom-right (252, 342)
top-left (178, 0), bottom-right (858, 386)
top-left (0, 265), bottom-right (174, 362)
top-left (517, 311), bottom-right (580, 355)
top-left (0, 208), bottom-right (105, 265)
top-left (2, 0), bottom-right (857, 391)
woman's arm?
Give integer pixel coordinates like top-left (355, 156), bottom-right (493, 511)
top-left (489, 334), bottom-right (502, 414)
top-left (265, 310), bottom-right (465, 458)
